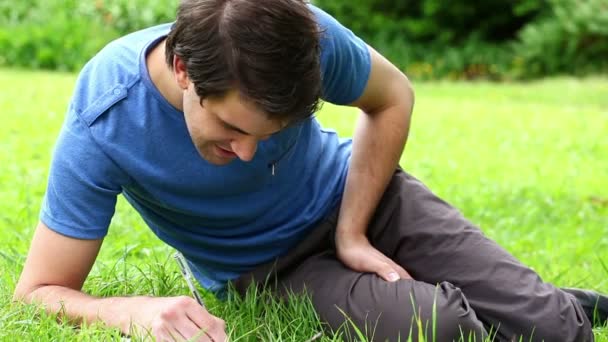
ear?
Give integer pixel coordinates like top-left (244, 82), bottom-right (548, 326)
top-left (173, 55), bottom-right (189, 90)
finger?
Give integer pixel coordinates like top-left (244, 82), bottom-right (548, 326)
top-left (185, 302), bottom-right (209, 329)
top-left (175, 318), bottom-right (209, 341)
top-left (367, 247), bottom-right (413, 281)
top-left (398, 267), bottom-right (413, 280)
top-left (203, 320), bottom-right (228, 342)
top-left (386, 259), bottom-right (413, 280)
top-left (185, 305), bottom-right (226, 342)
top-left (370, 254), bottom-right (410, 282)
top-left (158, 326), bottom-right (187, 342)
top-left (362, 254), bottom-right (401, 282)
top-left (378, 266), bottom-right (401, 282)
top-left (151, 320), bottom-right (185, 342)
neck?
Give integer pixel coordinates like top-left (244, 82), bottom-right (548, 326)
top-left (146, 38), bottom-right (184, 111)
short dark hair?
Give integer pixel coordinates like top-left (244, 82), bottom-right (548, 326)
top-left (165, 0), bottom-right (323, 124)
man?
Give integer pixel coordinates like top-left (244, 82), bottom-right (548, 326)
top-left (13, 0), bottom-right (607, 341)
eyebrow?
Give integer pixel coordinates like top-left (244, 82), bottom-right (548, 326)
top-left (219, 117), bottom-right (283, 137)
top-left (221, 119), bottom-right (251, 135)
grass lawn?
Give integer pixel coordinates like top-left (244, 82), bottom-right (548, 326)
top-left (0, 67), bottom-right (606, 341)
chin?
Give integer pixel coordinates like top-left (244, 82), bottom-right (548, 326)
top-left (206, 158), bottom-right (234, 166)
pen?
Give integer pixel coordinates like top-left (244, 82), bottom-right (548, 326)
top-left (174, 252), bottom-right (205, 308)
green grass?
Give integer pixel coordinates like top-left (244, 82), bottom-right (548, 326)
top-left (1, 67), bottom-right (607, 341)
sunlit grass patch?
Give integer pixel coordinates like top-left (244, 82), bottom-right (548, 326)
top-left (1, 68), bottom-right (606, 340)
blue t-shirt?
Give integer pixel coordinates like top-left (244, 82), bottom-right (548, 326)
top-left (40, 5), bottom-right (371, 292)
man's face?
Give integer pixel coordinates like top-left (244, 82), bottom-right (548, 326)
top-left (182, 85), bottom-right (284, 165)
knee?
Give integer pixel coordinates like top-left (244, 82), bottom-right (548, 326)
top-left (382, 281), bottom-right (485, 341)
top-left (333, 281), bottom-right (486, 342)
top-left (430, 282), bottom-right (486, 342)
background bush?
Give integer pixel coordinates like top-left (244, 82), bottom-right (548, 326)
top-left (1, 0), bottom-right (606, 79)
top-left (313, 0), bottom-right (545, 44)
top-left (315, 0), bottom-right (608, 80)
top-left (514, 0), bottom-right (608, 78)
top-left (0, 0), bottom-right (176, 71)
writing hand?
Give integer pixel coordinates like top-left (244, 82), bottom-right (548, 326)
top-left (131, 296), bottom-right (226, 342)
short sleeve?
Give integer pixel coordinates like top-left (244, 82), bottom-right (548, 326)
top-left (40, 110), bottom-right (129, 239)
top-left (311, 5), bottom-right (372, 105)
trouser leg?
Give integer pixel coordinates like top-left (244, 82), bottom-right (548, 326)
top-left (364, 170), bottom-right (593, 341)
top-left (233, 217), bottom-right (486, 341)
top-left (280, 252), bottom-right (487, 341)
top-left (233, 169), bottom-right (594, 341)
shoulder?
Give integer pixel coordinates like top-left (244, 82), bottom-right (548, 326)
top-left (307, 4), bottom-right (371, 105)
top-left (70, 23), bottom-right (172, 126)
top-left (308, 4), bottom-right (352, 46)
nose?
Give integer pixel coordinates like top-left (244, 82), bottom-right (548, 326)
top-left (231, 136), bottom-right (258, 162)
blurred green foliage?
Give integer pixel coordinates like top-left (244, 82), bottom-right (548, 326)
top-left (0, 0), bottom-right (606, 80)
top-left (0, 0), bottom-right (176, 71)
top-left (314, 0), bottom-right (544, 44)
top-left (316, 0), bottom-right (608, 80)
top-left (515, 0), bottom-right (608, 78)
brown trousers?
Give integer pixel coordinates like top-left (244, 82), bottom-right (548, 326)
top-left (234, 170), bottom-right (593, 341)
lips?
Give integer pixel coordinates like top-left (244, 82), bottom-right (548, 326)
top-left (215, 144), bottom-right (237, 158)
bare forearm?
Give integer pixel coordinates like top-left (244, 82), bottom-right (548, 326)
top-left (18, 285), bottom-right (145, 334)
top-left (338, 91), bottom-right (413, 236)
top-left (13, 224), bottom-right (226, 340)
